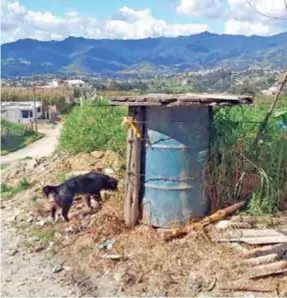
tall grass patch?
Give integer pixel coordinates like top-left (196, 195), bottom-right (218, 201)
top-left (1, 120), bottom-right (43, 155)
top-left (59, 98), bottom-right (127, 155)
top-left (207, 96), bottom-right (287, 215)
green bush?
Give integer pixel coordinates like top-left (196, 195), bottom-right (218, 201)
top-left (59, 98), bottom-right (127, 154)
top-left (1, 120), bottom-right (43, 155)
top-left (1, 179), bottom-right (32, 200)
top-left (207, 95), bottom-right (287, 215)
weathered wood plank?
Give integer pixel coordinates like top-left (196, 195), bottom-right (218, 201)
top-left (239, 253), bottom-right (279, 266)
top-left (124, 107), bottom-right (144, 228)
top-left (244, 260), bottom-right (287, 279)
top-left (217, 279), bottom-right (277, 292)
top-left (212, 229), bottom-right (287, 244)
top-left (109, 93), bottom-right (253, 107)
top-left (241, 243), bottom-right (287, 258)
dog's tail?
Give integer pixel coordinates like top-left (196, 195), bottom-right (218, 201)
top-left (42, 185), bottom-right (59, 197)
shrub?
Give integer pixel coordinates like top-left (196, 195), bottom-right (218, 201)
top-left (207, 95), bottom-right (287, 215)
top-left (59, 98), bottom-right (127, 155)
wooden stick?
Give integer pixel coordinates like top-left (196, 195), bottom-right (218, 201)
top-left (217, 279), bottom-right (277, 292)
top-left (239, 253), bottom-right (279, 266)
top-left (252, 72), bottom-right (287, 150)
top-left (163, 200), bottom-right (247, 241)
top-left (241, 243), bottom-right (287, 258)
top-left (245, 260), bottom-right (287, 279)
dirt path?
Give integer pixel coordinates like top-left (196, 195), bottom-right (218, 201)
top-left (1, 201), bottom-right (79, 297)
top-left (1, 124), bottom-right (62, 165)
top-left (1, 123), bottom-right (80, 297)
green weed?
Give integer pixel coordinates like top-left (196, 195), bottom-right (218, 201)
top-left (1, 179), bottom-right (32, 201)
top-left (59, 97), bottom-right (127, 155)
top-left (207, 96), bottom-right (287, 215)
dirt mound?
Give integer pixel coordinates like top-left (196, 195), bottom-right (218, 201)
top-left (56, 150), bottom-right (123, 173)
top-left (2, 151), bottom-right (124, 190)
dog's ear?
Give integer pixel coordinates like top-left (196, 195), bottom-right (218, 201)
top-left (108, 177), bottom-right (118, 190)
top-left (42, 185), bottom-right (53, 197)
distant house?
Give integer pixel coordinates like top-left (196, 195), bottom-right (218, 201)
top-left (64, 79), bottom-right (86, 87)
top-left (1, 101), bottom-right (42, 124)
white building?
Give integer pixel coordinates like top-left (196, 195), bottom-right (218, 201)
top-left (64, 79), bottom-right (86, 87)
top-left (1, 101), bottom-right (42, 124)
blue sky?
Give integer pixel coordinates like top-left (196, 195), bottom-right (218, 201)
top-left (1, 0), bottom-right (286, 43)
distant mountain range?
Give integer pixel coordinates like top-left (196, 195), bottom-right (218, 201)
top-left (2, 31), bottom-right (287, 77)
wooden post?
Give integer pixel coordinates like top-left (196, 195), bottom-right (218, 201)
top-left (124, 107), bottom-right (144, 228)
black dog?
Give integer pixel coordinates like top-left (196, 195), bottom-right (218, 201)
top-left (42, 172), bottom-right (118, 222)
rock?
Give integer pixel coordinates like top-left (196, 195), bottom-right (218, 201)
top-left (9, 248), bottom-right (19, 256)
top-left (54, 232), bottom-right (63, 241)
top-left (65, 226), bottom-right (81, 234)
top-left (34, 245), bottom-right (45, 252)
top-left (25, 159), bottom-right (39, 170)
top-left (28, 236), bottom-right (40, 243)
top-left (27, 216), bottom-right (34, 223)
top-left (35, 219), bottom-right (47, 227)
top-left (46, 241), bottom-right (54, 251)
top-left (90, 151), bottom-right (104, 159)
top-left (186, 271), bottom-right (203, 296)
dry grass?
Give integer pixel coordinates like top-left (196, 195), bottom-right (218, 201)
top-left (8, 151), bottom-right (287, 296)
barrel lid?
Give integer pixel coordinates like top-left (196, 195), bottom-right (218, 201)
top-left (109, 92), bottom-right (253, 107)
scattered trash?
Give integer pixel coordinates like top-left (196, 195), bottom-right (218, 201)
top-left (52, 263), bottom-right (64, 273)
top-left (65, 226), bottom-right (81, 234)
top-left (35, 219), bottom-right (47, 227)
top-left (97, 239), bottom-right (116, 250)
top-left (101, 254), bottom-right (122, 260)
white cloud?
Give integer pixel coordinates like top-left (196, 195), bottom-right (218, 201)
top-left (177, 0), bottom-right (226, 17)
top-left (106, 7), bottom-right (208, 39)
top-left (1, 2), bottom-right (208, 42)
top-left (224, 19), bottom-right (281, 35)
top-left (228, 0), bottom-right (287, 21)
top-left (225, 0), bottom-right (287, 35)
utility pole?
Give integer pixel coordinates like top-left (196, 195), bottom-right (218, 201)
top-left (33, 88), bottom-right (38, 132)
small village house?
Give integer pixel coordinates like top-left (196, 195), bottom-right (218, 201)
top-left (1, 101), bottom-right (42, 124)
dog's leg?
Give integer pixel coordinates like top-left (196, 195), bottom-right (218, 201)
top-left (62, 201), bottom-right (72, 222)
top-left (51, 204), bottom-right (57, 221)
top-left (84, 195), bottom-right (92, 209)
top-left (93, 192), bottom-right (103, 209)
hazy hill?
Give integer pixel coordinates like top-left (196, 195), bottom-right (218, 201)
top-left (2, 31), bottom-right (287, 77)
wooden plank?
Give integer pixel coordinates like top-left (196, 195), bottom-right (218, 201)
top-left (241, 243), bottom-right (287, 258)
top-left (109, 93), bottom-right (253, 107)
top-left (124, 107), bottom-right (143, 228)
top-left (244, 260), bottom-right (287, 279)
top-left (212, 229), bottom-right (287, 244)
top-left (217, 279), bottom-right (277, 292)
top-left (239, 253), bottom-right (279, 266)
top-left (124, 108), bottom-right (133, 228)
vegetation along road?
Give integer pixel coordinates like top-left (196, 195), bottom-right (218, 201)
top-left (1, 124), bottom-right (62, 165)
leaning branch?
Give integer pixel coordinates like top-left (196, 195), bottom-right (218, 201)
top-left (252, 72), bottom-right (287, 151)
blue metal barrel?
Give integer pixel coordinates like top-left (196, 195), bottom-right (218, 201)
top-left (142, 106), bottom-right (211, 228)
